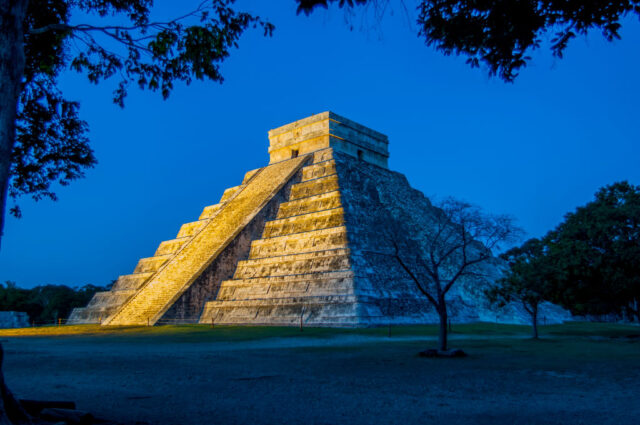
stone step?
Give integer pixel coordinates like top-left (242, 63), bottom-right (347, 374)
top-left (68, 287), bottom-right (139, 324)
top-left (155, 237), bottom-right (190, 256)
top-left (289, 174), bottom-right (339, 200)
top-left (301, 160), bottom-right (336, 182)
top-left (220, 185), bottom-right (243, 203)
top-left (103, 155), bottom-right (310, 326)
top-left (262, 208), bottom-right (344, 238)
top-left (242, 168), bottom-right (262, 184)
top-left (133, 254), bottom-right (173, 274)
top-left (208, 294), bottom-right (358, 308)
top-left (217, 273), bottom-right (355, 300)
top-left (249, 226), bottom-right (348, 259)
top-left (199, 204), bottom-right (221, 220)
top-left (67, 307), bottom-right (112, 324)
top-left (220, 270), bottom-right (354, 286)
top-left (111, 273), bottom-right (154, 291)
top-left (199, 295), bottom-right (360, 326)
top-left (276, 190), bottom-right (342, 219)
top-left (67, 280), bottom-right (148, 324)
top-left (233, 249), bottom-right (351, 279)
top-left (176, 219), bottom-right (209, 238)
top-left (87, 290), bottom-right (137, 308)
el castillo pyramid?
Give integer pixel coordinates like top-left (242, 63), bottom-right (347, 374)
top-left (69, 112), bottom-right (567, 327)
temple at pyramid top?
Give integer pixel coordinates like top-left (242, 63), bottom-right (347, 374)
top-left (268, 111), bottom-right (389, 168)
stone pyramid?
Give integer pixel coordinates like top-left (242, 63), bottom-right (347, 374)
top-left (70, 112), bottom-right (543, 327)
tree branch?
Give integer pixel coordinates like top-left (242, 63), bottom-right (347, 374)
top-left (29, 1), bottom-right (211, 35)
top-left (392, 242), bottom-right (439, 307)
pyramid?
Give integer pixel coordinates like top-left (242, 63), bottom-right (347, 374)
top-left (70, 112), bottom-right (564, 327)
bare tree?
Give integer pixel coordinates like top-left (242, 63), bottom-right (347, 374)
top-left (389, 198), bottom-right (520, 353)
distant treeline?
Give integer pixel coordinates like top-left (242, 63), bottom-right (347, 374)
top-left (0, 281), bottom-right (109, 324)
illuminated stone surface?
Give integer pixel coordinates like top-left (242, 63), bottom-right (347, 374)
top-left (102, 156), bottom-right (309, 326)
top-left (268, 112), bottom-right (389, 168)
top-left (68, 157), bottom-right (305, 325)
top-left (70, 112), bottom-right (569, 327)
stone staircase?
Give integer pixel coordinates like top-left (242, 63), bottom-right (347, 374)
top-left (199, 149), bottom-right (362, 326)
top-left (99, 155), bottom-right (309, 326)
top-left (67, 166), bottom-right (263, 324)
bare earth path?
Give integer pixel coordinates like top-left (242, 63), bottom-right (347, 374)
top-left (2, 327), bottom-right (639, 425)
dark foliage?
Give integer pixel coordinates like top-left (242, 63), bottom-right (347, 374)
top-left (296, 0), bottom-right (368, 14)
top-left (11, 79), bottom-right (95, 218)
top-left (545, 181), bottom-right (640, 321)
top-left (488, 182), bottom-right (640, 324)
top-left (7, 0), bottom-right (273, 218)
top-left (486, 238), bottom-right (555, 337)
top-left (296, 0), bottom-right (640, 81)
top-left (0, 281), bottom-right (108, 324)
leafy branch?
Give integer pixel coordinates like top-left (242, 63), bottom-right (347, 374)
top-left (9, 0), bottom-right (273, 218)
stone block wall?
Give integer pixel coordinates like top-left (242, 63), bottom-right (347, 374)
top-left (267, 112), bottom-right (389, 168)
top-left (0, 311), bottom-right (29, 329)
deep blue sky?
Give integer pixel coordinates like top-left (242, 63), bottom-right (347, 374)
top-left (2, 2), bottom-right (639, 288)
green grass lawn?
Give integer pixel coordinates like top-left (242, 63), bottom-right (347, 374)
top-left (1, 321), bottom-right (638, 343)
top-left (2, 321), bottom-right (639, 425)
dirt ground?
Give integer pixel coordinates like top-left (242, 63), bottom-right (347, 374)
top-left (2, 327), bottom-right (639, 425)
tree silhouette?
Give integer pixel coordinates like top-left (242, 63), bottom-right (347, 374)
top-left (486, 238), bottom-right (555, 339)
top-left (297, 0), bottom-right (640, 81)
top-left (388, 198), bottom-right (519, 352)
top-left (546, 181), bottom-right (640, 322)
top-left (0, 0), bottom-right (273, 248)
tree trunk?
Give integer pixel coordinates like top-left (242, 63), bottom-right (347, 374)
top-left (437, 299), bottom-right (448, 352)
top-left (0, 0), bottom-right (29, 250)
top-left (0, 343), bottom-right (31, 424)
top-left (531, 304), bottom-right (539, 339)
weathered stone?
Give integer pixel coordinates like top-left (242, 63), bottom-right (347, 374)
top-left (176, 220), bottom-right (208, 239)
top-left (0, 311), bottom-right (29, 329)
top-left (198, 204), bottom-right (221, 220)
top-left (154, 238), bottom-right (190, 256)
top-left (267, 112), bottom-right (389, 168)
